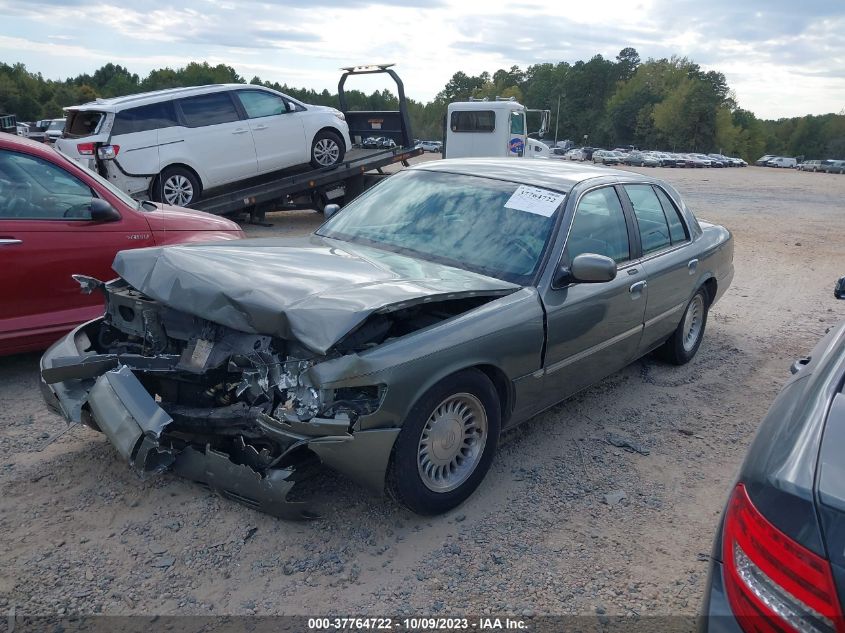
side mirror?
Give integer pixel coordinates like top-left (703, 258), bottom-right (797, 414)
top-left (554, 253), bottom-right (617, 286)
top-left (835, 276), bottom-right (845, 300)
top-left (323, 203), bottom-right (340, 219)
top-left (89, 198), bottom-right (120, 223)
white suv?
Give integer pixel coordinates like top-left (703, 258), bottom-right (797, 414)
top-left (419, 140), bottom-right (442, 152)
top-left (56, 85), bottom-right (351, 206)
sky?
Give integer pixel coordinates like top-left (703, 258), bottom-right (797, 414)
top-left (1, 0), bottom-right (844, 119)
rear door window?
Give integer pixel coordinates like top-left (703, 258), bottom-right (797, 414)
top-left (64, 111), bottom-right (105, 138)
top-left (624, 184), bottom-right (671, 254)
top-left (178, 92), bottom-right (240, 128)
top-left (112, 102), bottom-right (179, 135)
top-left (653, 187), bottom-right (688, 243)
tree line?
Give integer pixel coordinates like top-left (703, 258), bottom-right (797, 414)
top-left (1, 52), bottom-right (843, 160)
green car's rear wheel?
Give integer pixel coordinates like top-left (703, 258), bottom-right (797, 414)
top-left (389, 369), bottom-right (500, 515)
top-left (658, 287), bottom-right (709, 365)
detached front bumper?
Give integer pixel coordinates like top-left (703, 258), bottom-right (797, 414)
top-left (39, 321), bottom-right (399, 520)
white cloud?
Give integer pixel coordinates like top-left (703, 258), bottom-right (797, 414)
top-left (0, 0), bottom-right (843, 118)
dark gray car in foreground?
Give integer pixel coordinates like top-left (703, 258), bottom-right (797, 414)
top-left (40, 158), bottom-right (733, 518)
top-left (700, 278), bottom-right (845, 633)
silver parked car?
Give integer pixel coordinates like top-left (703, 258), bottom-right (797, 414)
top-left (41, 159), bottom-right (734, 518)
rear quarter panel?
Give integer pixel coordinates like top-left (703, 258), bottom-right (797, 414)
top-left (696, 222), bottom-right (734, 306)
top-left (110, 130), bottom-right (162, 177)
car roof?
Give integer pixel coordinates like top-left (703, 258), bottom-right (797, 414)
top-left (64, 84), bottom-right (280, 113)
top-left (0, 132), bottom-right (60, 157)
top-left (447, 100), bottom-right (523, 111)
top-left (410, 157), bottom-right (654, 192)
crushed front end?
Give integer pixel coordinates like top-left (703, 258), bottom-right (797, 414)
top-left (39, 278), bottom-right (397, 519)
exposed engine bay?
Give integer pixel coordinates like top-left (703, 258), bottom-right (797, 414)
top-left (40, 276), bottom-right (498, 518)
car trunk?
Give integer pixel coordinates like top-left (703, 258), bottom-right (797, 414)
top-left (730, 321), bottom-right (845, 609)
top-left (55, 109), bottom-right (112, 170)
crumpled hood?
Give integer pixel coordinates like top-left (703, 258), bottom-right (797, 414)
top-left (112, 235), bottom-right (519, 355)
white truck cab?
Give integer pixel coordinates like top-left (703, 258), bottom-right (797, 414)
top-left (444, 98), bottom-right (550, 160)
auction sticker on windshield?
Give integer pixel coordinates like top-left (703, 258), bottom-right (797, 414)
top-left (504, 185), bottom-right (565, 217)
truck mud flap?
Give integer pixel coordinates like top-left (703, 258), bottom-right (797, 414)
top-left (172, 445), bottom-right (318, 520)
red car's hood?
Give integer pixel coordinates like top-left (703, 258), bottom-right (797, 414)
top-left (142, 203), bottom-right (241, 233)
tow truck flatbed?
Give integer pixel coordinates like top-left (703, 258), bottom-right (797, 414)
top-left (188, 64), bottom-right (422, 221)
top-left (190, 145), bottom-right (420, 219)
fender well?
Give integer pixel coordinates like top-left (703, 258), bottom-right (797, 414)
top-left (150, 162), bottom-right (205, 199)
top-left (702, 277), bottom-right (717, 307)
top-left (314, 126), bottom-right (348, 151)
top-left (474, 364), bottom-right (513, 425)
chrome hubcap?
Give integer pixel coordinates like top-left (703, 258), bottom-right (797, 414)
top-left (682, 294), bottom-right (705, 352)
top-left (417, 393), bottom-right (488, 493)
top-left (314, 138), bottom-right (340, 166)
top-left (162, 175), bottom-right (193, 206)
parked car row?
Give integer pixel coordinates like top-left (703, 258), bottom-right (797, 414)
top-left (559, 147), bottom-right (747, 168)
top-left (15, 118), bottom-right (65, 144)
top-left (797, 158), bottom-right (845, 174)
top-left (362, 136), bottom-right (397, 149)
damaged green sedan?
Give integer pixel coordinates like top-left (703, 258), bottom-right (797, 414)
top-left (40, 158), bottom-right (734, 517)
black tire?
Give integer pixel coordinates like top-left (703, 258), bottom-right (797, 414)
top-left (152, 166), bottom-right (201, 207)
top-left (310, 130), bottom-right (345, 168)
top-left (388, 369), bottom-right (500, 515)
top-left (657, 287), bottom-right (709, 365)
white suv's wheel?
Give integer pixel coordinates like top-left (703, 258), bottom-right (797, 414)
top-left (153, 167), bottom-right (200, 207)
top-left (310, 130), bottom-right (345, 168)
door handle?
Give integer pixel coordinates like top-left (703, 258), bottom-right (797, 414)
top-left (629, 280), bottom-right (647, 295)
top-left (232, 128), bottom-right (249, 135)
top-left (0, 238), bottom-right (23, 246)
top-left (253, 125), bottom-right (269, 131)
top-left (688, 259), bottom-right (699, 274)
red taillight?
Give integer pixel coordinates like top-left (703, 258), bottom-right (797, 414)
top-left (77, 142), bottom-right (95, 155)
top-left (723, 483), bottom-right (845, 633)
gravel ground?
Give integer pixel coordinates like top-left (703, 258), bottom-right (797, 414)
top-left (1, 160), bottom-right (843, 620)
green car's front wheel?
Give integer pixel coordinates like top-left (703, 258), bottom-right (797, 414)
top-left (389, 369), bottom-right (500, 515)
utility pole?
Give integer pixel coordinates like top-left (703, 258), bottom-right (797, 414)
top-left (554, 94), bottom-right (561, 145)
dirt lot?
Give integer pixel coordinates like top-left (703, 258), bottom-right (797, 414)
top-left (1, 160), bottom-right (843, 620)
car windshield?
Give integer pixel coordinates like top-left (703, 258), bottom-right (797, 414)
top-left (47, 120), bottom-right (64, 131)
top-left (317, 170), bottom-right (564, 284)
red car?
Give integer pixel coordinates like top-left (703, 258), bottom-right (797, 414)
top-left (0, 134), bottom-right (245, 355)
